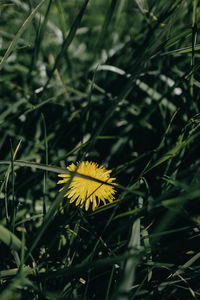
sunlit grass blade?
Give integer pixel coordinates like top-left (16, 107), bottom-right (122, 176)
top-left (0, 225), bottom-right (22, 251)
top-left (0, 159), bottom-right (143, 195)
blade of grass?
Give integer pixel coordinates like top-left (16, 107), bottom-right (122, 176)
top-left (105, 265), bottom-right (115, 300)
top-left (55, 0), bottom-right (68, 37)
top-left (173, 251), bottom-right (200, 277)
top-left (0, 225), bottom-right (22, 251)
top-left (94, 0), bottom-right (118, 54)
top-left (27, 0), bottom-right (53, 83)
top-left (41, 113), bottom-right (48, 216)
top-left (24, 186), bottom-right (71, 264)
top-left (0, 266), bottom-right (32, 279)
top-left (12, 0), bottom-right (63, 43)
top-left (0, 160), bottom-right (143, 195)
top-left (39, 250), bottom-right (142, 280)
top-left (0, 0), bottom-right (47, 71)
top-left (190, 0), bottom-right (198, 112)
top-left (10, 140), bottom-right (16, 232)
top-left (142, 128), bottom-right (200, 176)
top-left (161, 44), bottom-right (200, 55)
top-left (115, 200), bottom-right (142, 299)
top-left (0, 99), bottom-right (26, 124)
top-left (41, 0), bottom-right (89, 95)
top-left (1, 140), bottom-right (22, 222)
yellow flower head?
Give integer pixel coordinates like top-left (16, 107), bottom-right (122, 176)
top-left (57, 161), bottom-right (116, 211)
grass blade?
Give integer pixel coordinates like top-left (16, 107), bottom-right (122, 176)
top-left (41, 0), bottom-right (89, 94)
top-left (0, 0), bottom-right (47, 71)
top-left (0, 225), bottom-right (22, 251)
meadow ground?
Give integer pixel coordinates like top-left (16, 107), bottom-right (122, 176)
top-left (1, 0), bottom-right (200, 299)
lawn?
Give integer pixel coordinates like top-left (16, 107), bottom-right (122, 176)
top-left (1, 0), bottom-right (200, 299)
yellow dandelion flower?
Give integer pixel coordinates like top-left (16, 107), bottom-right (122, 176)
top-left (57, 161), bottom-right (116, 211)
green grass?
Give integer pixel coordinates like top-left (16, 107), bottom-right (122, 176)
top-left (1, 0), bottom-right (200, 299)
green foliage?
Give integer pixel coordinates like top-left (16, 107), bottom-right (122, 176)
top-left (1, 0), bottom-right (200, 299)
